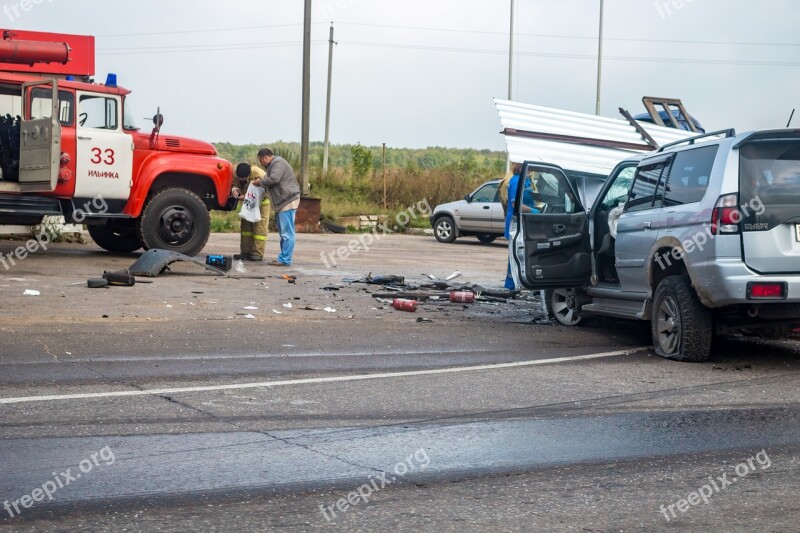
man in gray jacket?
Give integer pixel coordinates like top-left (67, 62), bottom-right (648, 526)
top-left (256, 148), bottom-right (301, 266)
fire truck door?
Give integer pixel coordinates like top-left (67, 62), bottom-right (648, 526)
top-left (19, 80), bottom-right (61, 190)
top-left (75, 91), bottom-right (133, 200)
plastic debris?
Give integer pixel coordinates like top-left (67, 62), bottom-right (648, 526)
top-left (235, 260), bottom-right (246, 273)
top-left (323, 307), bottom-right (337, 313)
top-left (423, 274), bottom-right (437, 280)
top-left (23, 289), bottom-right (40, 296)
top-left (283, 303), bottom-right (293, 309)
top-left (272, 309), bottom-right (282, 314)
top-left (243, 306), bottom-right (259, 310)
top-left (244, 314), bottom-right (256, 319)
top-left (416, 317), bottom-right (433, 323)
top-left (446, 271), bottom-right (462, 281)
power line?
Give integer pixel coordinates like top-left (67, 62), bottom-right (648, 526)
top-left (97, 41), bottom-right (327, 56)
top-left (95, 23), bottom-right (320, 38)
top-left (336, 21), bottom-right (800, 48)
top-left (338, 40), bottom-right (800, 67)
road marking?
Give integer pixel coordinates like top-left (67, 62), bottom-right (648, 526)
top-left (0, 348), bottom-right (645, 405)
top-left (0, 348), bottom-right (490, 365)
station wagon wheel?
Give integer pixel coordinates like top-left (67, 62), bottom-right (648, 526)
top-left (546, 288), bottom-right (583, 326)
top-left (434, 216), bottom-right (457, 243)
top-left (476, 234), bottom-right (497, 244)
top-left (651, 275), bottom-right (713, 362)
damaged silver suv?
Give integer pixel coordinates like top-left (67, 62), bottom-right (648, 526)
top-left (510, 128), bottom-right (800, 362)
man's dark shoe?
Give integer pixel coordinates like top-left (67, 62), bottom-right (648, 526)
top-left (234, 253), bottom-right (248, 260)
top-left (248, 254), bottom-right (264, 262)
top-left (267, 260), bottom-right (289, 267)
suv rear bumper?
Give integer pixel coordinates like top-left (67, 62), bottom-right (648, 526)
top-left (694, 258), bottom-right (800, 311)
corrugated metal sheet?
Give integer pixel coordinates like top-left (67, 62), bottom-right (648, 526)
top-left (495, 98), bottom-right (696, 175)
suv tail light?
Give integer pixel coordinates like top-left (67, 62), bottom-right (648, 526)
top-left (711, 194), bottom-right (741, 235)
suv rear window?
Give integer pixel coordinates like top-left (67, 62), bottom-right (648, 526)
top-left (740, 140), bottom-right (800, 206)
top-left (662, 145), bottom-right (718, 206)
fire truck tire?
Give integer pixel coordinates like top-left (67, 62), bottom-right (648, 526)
top-left (87, 222), bottom-right (143, 253)
top-left (137, 188), bottom-right (210, 257)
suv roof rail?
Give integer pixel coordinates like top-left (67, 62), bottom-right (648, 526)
top-left (657, 128), bottom-right (736, 152)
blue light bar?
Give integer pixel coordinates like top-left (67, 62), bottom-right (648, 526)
top-left (105, 73), bottom-right (117, 88)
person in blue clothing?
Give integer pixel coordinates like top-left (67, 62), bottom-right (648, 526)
top-left (504, 163), bottom-right (538, 290)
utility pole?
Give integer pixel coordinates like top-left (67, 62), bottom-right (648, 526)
top-left (508, 0), bottom-right (514, 102)
top-left (595, 0), bottom-right (604, 116)
top-left (506, 0), bottom-right (514, 172)
top-left (300, 0), bottom-right (311, 195)
top-left (322, 22), bottom-right (336, 175)
top-left (383, 143), bottom-right (390, 209)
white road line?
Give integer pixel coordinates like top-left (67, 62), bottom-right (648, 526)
top-left (0, 348), bottom-right (645, 405)
top-left (0, 348), bottom-right (489, 365)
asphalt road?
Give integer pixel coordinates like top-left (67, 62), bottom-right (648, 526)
top-left (0, 233), bottom-right (798, 532)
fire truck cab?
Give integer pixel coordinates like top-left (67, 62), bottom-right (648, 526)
top-left (0, 29), bottom-right (234, 255)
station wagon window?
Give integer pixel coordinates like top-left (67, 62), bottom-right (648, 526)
top-left (661, 145), bottom-right (718, 206)
top-left (471, 182), bottom-right (499, 202)
top-left (626, 161), bottom-right (669, 212)
top-left (79, 95), bottom-right (118, 130)
top-left (29, 88), bottom-right (74, 126)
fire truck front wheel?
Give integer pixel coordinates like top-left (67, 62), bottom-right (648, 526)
top-left (87, 221), bottom-right (143, 253)
top-left (137, 188), bottom-right (211, 257)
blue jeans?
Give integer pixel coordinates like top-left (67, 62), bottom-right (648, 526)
top-left (275, 209), bottom-right (296, 265)
top-left (505, 259), bottom-right (515, 290)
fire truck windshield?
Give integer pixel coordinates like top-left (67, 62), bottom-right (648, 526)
top-left (123, 98), bottom-right (138, 130)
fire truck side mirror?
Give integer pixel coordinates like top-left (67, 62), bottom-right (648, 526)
top-left (152, 113), bottom-right (164, 127)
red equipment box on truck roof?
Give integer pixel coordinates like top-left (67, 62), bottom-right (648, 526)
top-left (0, 29), bottom-right (94, 76)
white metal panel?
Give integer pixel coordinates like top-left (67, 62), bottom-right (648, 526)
top-left (495, 98), bottom-right (697, 176)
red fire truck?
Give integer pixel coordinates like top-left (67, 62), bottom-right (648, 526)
top-left (0, 29), bottom-right (234, 255)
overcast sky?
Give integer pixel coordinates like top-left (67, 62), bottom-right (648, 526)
top-left (10, 0), bottom-right (800, 150)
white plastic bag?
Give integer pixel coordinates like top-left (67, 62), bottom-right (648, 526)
top-left (238, 183), bottom-right (264, 223)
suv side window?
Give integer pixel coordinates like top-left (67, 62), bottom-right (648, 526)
top-left (626, 161), bottom-right (669, 212)
top-left (601, 166), bottom-right (636, 209)
top-left (471, 183), bottom-right (499, 202)
top-left (661, 145), bottom-right (718, 206)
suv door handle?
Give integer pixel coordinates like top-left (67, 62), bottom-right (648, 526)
top-left (483, 206), bottom-right (490, 210)
top-left (643, 221), bottom-right (652, 229)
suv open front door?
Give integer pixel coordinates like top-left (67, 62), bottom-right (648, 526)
top-left (20, 79), bottom-right (61, 192)
top-left (511, 162), bottom-right (592, 289)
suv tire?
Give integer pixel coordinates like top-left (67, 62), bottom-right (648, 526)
top-left (546, 288), bottom-right (583, 326)
top-left (476, 234), bottom-right (497, 244)
top-left (652, 275), bottom-right (713, 362)
top-left (434, 216), bottom-right (457, 243)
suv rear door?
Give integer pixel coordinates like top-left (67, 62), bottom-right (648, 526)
top-left (511, 163), bottom-right (591, 289)
top-left (737, 132), bottom-right (800, 273)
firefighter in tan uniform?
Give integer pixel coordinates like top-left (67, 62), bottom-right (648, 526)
top-left (233, 163), bottom-right (270, 261)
